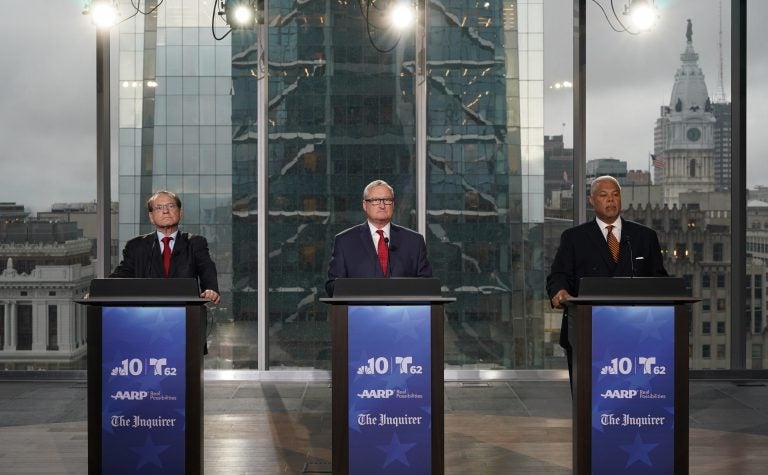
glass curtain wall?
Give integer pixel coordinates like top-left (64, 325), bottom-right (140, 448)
top-left (746, 1), bottom-right (768, 370)
top-left (113, 0), bottom-right (750, 374)
top-left (117, 0), bottom-right (234, 368)
top-left (0, 2), bottom-right (94, 370)
top-left (115, 0), bottom-right (556, 370)
top-left (264, 1), bottom-right (417, 368)
top-left (586, 0), bottom-right (733, 369)
top-left (426, 0), bottom-right (550, 369)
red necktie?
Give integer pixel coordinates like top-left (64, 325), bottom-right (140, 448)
top-left (162, 236), bottom-right (173, 277)
top-left (376, 229), bottom-right (388, 277)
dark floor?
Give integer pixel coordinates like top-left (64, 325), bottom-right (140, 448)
top-left (0, 380), bottom-right (766, 473)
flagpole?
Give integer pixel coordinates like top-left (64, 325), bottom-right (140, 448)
top-left (648, 152), bottom-right (652, 207)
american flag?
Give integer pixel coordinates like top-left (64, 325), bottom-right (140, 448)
top-left (651, 153), bottom-right (666, 168)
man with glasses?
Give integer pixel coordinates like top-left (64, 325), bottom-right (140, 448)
top-left (325, 179), bottom-right (432, 296)
top-left (111, 190), bottom-right (220, 305)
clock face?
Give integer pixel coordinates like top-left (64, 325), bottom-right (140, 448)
top-left (687, 127), bottom-right (701, 141)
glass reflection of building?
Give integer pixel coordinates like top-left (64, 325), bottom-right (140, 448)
top-left (427, 1), bottom-right (545, 369)
top-left (117, 0), bottom-right (549, 371)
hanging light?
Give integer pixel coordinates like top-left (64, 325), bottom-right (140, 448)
top-left (389, 1), bottom-right (415, 30)
top-left (86, 0), bottom-right (120, 29)
top-left (624, 0), bottom-right (659, 33)
top-left (221, 0), bottom-right (262, 28)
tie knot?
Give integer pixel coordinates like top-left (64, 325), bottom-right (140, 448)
top-left (606, 225), bottom-right (614, 233)
top-left (162, 236), bottom-right (173, 245)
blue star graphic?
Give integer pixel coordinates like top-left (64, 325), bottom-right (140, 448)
top-left (129, 435), bottom-right (171, 469)
top-left (630, 307), bottom-right (672, 343)
top-left (620, 433), bottom-right (658, 468)
top-left (391, 308), bottom-right (429, 342)
top-left (376, 432), bottom-right (417, 468)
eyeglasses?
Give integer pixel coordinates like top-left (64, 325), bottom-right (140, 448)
top-left (364, 198), bottom-right (394, 206)
top-left (151, 203), bottom-right (178, 212)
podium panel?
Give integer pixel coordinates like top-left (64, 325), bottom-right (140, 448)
top-left (100, 306), bottom-right (188, 474)
top-left (78, 278), bottom-right (206, 475)
top-left (591, 305), bottom-right (676, 473)
top-left (347, 305), bottom-right (432, 474)
top-left (322, 278), bottom-right (454, 475)
top-left (567, 277), bottom-right (696, 475)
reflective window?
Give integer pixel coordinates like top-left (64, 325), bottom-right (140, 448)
top-left (747, 0), bottom-right (768, 370)
top-left (0, 2), bottom-right (96, 370)
top-left (426, 0), bottom-right (553, 369)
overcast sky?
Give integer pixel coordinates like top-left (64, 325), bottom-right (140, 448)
top-left (0, 1), bottom-right (96, 213)
top-left (1, 1), bottom-right (766, 213)
top-left (544, 0), bottom-right (768, 185)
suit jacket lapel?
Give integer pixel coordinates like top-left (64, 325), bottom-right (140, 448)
top-left (145, 233), bottom-right (163, 278)
top-left (586, 219), bottom-right (617, 272)
top-left (169, 232), bottom-right (186, 278)
top-left (388, 224), bottom-right (400, 275)
top-left (615, 220), bottom-right (634, 275)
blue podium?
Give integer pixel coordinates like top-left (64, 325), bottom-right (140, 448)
top-left (322, 278), bottom-right (454, 475)
top-left (78, 278), bottom-right (208, 475)
top-left (566, 277), bottom-right (698, 475)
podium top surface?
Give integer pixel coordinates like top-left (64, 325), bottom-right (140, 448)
top-left (76, 278), bottom-right (209, 305)
top-left (322, 277), bottom-right (455, 303)
top-left (335, 277), bottom-right (441, 296)
top-left (571, 277), bottom-right (699, 304)
top-left (578, 277), bottom-right (687, 296)
top-left (566, 296), bottom-right (700, 304)
top-left (75, 296), bottom-right (210, 305)
top-left (90, 278), bottom-right (200, 297)
top-left (321, 296), bottom-right (456, 304)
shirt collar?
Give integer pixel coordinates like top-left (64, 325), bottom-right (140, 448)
top-left (156, 230), bottom-right (179, 242)
top-left (367, 221), bottom-right (391, 238)
top-left (595, 216), bottom-right (621, 233)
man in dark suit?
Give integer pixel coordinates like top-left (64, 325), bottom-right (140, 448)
top-left (111, 190), bottom-right (220, 305)
top-left (325, 179), bottom-right (433, 296)
top-left (546, 175), bottom-right (667, 382)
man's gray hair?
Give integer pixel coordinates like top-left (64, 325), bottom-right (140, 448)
top-left (363, 180), bottom-right (395, 200)
top-left (589, 175), bottom-right (621, 195)
top-left (147, 190), bottom-right (182, 212)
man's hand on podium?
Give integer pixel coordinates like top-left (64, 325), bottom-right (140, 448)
top-left (201, 289), bottom-right (221, 305)
top-left (551, 289), bottom-right (572, 309)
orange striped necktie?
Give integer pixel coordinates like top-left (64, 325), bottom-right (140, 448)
top-left (606, 225), bottom-right (619, 263)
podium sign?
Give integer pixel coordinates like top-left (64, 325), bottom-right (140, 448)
top-left (347, 305), bottom-right (432, 474)
top-left (100, 307), bottom-right (187, 474)
top-left (591, 306), bottom-right (675, 474)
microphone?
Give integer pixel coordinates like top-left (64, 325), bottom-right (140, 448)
top-left (384, 237), bottom-right (395, 277)
top-left (623, 234), bottom-right (635, 277)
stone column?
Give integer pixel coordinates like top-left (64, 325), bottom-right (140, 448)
top-left (2, 301), bottom-right (8, 349)
top-left (32, 302), bottom-right (47, 351)
top-left (8, 301), bottom-right (16, 350)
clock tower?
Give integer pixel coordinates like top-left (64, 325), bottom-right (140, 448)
top-left (654, 19), bottom-right (716, 207)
